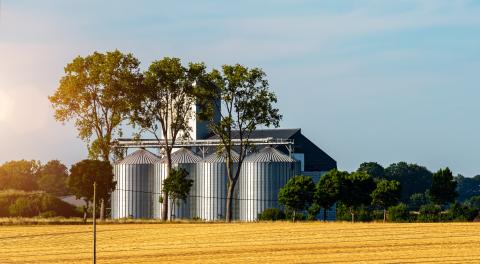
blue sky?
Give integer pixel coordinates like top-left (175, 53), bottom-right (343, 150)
top-left (1, 0), bottom-right (480, 176)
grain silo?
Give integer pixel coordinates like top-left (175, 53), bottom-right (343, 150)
top-left (238, 147), bottom-right (300, 221)
top-left (196, 151), bottom-right (239, 221)
top-left (153, 148), bottom-right (201, 220)
top-left (111, 149), bottom-right (160, 219)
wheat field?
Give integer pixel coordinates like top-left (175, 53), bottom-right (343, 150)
top-left (0, 222), bottom-right (479, 263)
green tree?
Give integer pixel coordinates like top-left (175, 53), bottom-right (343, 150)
top-left (0, 160), bottom-right (41, 191)
top-left (314, 169), bottom-right (344, 221)
top-left (37, 160), bottom-right (69, 196)
top-left (129, 57), bottom-right (210, 221)
top-left (49, 50), bottom-right (141, 161)
top-left (339, 171), bottom-right (376, 223)
top-left (49, 50), bottom-right (141, 220)
top-left (162, 168), bottom-right (193, 220)
top-left (465, 195), bottom-right (480, 210)
top-left (208, 64), bottom-right (282, 222)
top-left (371, 180), bottom-right (401, 222)
top-left (409, 192), bottom-right (430, 211)
top-left (357, 162), bottom-right (385, 180)
top-left (388, 203), bottom-right (410, 222)
top-left (68, 160), bottom-right (116, 222)
top-left (278, 175), bottom-right (315, 222)
top-left (455, 175), bottom-right (480, 202)
top-left (429, 168), bottom-right (458, 207)
top-left (384, 162), bottom-right (432, 202)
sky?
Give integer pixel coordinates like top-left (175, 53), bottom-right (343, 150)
top-left (0, 0), bottom-right (480, 176)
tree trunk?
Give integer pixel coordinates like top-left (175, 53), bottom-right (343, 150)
top-left (293, 210), bottom-right (296, 222)
top-left (83, 205), bottom-right (88, 223)
top-left (383, 209), bottom-right (387, 223)
top-left (323, 207), bottom-right (327, 221)
top-left (161, 155), bottom-right (172, 221)
top-left (350, 208), bottom-right (355, 223)
top-left (100, 199), bottom-right (105, 221)
top-left (225, 180), bottom-right (235, 222)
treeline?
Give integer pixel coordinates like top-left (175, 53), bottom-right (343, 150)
top-left (264, 162), bottom-right (480, 223)
top-left (0, 160), bottom-right (82, 218)
top-left (0, 160), bottom-right (69, 195)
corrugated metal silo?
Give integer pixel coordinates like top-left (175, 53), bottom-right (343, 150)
top-left (111, 149), bottom-right (160, 219)
top-left (196, 151), bottom-right (239, 221)
top-left (153, 148), bottom-right (201, 220)
top-left (238, 147), bottom-right (300, 221)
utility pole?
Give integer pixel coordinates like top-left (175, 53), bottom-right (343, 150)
top-left (93, 182), bottom-right (97, 264)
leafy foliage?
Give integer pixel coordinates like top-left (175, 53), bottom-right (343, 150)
top-left (128, 57), bottom-right (211, 221)
top-left (384, 162), bottom-right (432, 202)
top-left (429, 168), bottom-right (458, 206)
top-left (371, 180), bottom-right (401, 221)
top-left (418, 204), bottom-right (442, 222)
top-left (49, 50), bottom-right (142, 161)
top-left (37, 160), bottom-right (69, 196)
top-left (278, 175), bottom-right (315, 221)
top-left (68, 160), bottom-right (115, 206)
top-left (454, 175), bottom-right (480, 202)
top-left (339, 171), bottom-right (376, 222)
top-left (465, 195), bottom-right (480, 210)
top-left (387, 203), bottom-right (410, 222)
top-left (314, 169), bottom-right (344, 221)
top-left (357, 162), bottom-right (385, 180)
top-left (258, 208), bottom-right (286, 221)
top-left (0, 190), bottom-right (79, 217)
top-left (409, 192), bottom-right (430, 211)
top-left (162, 168), bottom-right (193, 205)
top-left (0, 160), bottom-right (41, 191)
top-left (445, 202), bottom-right (479, 222)
top-left (208, 64), bottom-right (282, 222)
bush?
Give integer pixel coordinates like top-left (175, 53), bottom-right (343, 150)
top-left (9, 197), bottom-right (39, 217)
top-left (39, 211), bottom-right (58, 218)
top-left (307, 203), bottom-right (320, 220)
top-left (388, 203), bottom-right (410, 222)
top-left (465, 196), bottom-right (480, 210)
top-left (445, 203), bottom-right (479, 222)
top-left (0, 190), bottom-right (80, 218)
top-left (355, 206), bottom-right (373, 222)
top-left (418, 204), bottom-right (441, 222)
top-left (258, 208), bottom-right (286, 221)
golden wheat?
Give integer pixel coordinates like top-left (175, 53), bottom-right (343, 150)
top-left (0, 222), bottom-right (479, 263)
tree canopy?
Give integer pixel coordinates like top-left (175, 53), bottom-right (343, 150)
top-left (278, 175), bottom-right (316, 221)
top-left (128, 57), bottom-right (211, 221)
top-left (339, 171), bottom-right (376, 222)
top-left (429, 168), bottom-right (458, 206)
top-left (49, 50), bottom-right (142, 161)
top-left (455, 175), bottom-right (480, 202)
top-left (0, 160), bottom-right (41, 191)
top-left (357, 162), bottom-right (385, 180)
top-left (162, 168), bottom-right (193, 217)
top-left (208, 64), bottom-right (282, 222)
top-left (68, 160), bottom-right (115, 207)
top-left (314, 169), bottom-right (345, 221)
top-left (37, 160), bottom-right (69, 196)
top-left (371, 179), bottom-right (401, 222)
top-left (384, 162), bottom-right (432, 202)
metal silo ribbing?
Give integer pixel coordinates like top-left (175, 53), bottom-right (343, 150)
top-left (196, 151), bottom-right (239, 221)
top-left (238, 147), bottom-right (300, 221)
top-left (111, 149), bottom-right (159, 219)
top-left (153, 148), bottom-right (201, 220)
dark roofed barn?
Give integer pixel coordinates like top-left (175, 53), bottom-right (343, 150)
top-left (209, 128), bottom-right (336, 173)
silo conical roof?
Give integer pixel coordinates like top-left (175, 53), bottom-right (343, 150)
top-left (115, 149), bottom-right (160, 165)
top-left (201, 150), bottom-right (239, 163)
top-left (244, 147), bottom-right (296, 163)
top-left (160, 148), bottom-right (201, 163)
